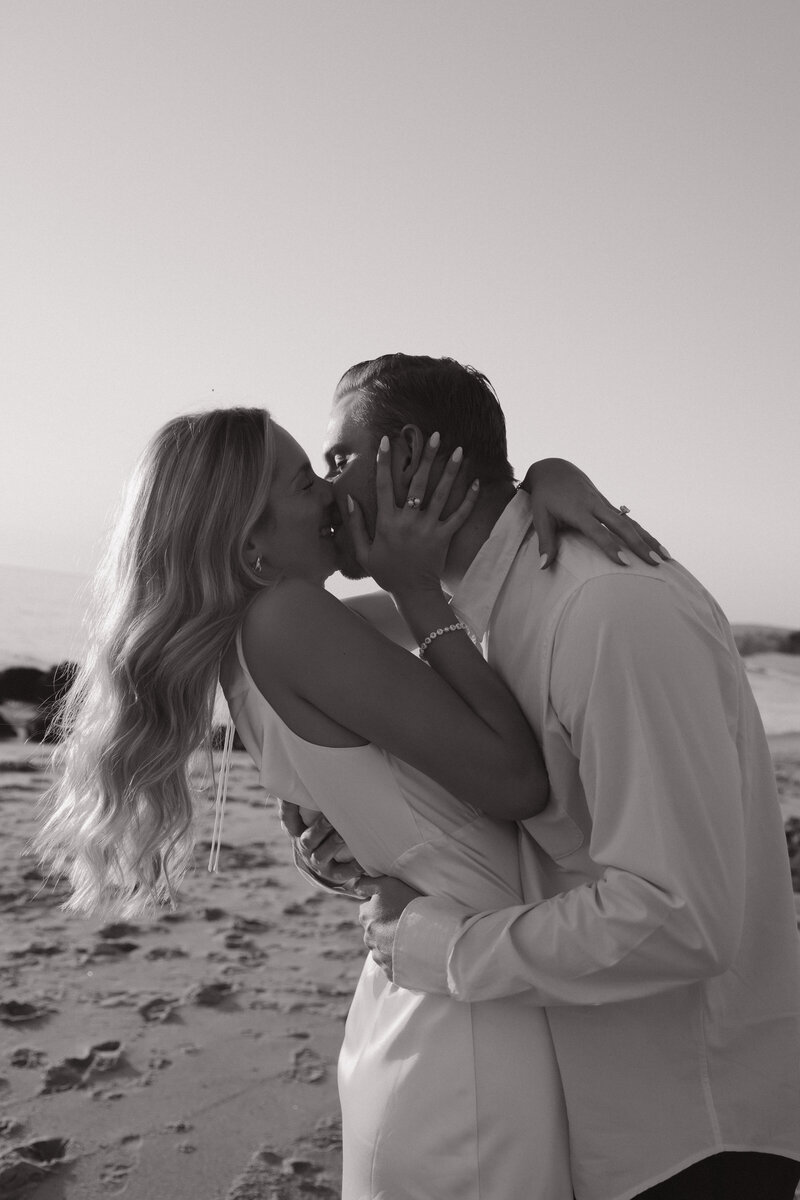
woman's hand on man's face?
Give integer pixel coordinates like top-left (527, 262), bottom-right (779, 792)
top-left (345, 433), bottom-right (479, 597)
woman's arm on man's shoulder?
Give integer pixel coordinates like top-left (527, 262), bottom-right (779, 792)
top-left (342, 590), bottom-right (416, 649)
top-left (245, 577), bottom-right (547, 822)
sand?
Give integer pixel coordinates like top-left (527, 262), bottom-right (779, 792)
top-left (0, 736), bottom-right (363, 1199)
top-left (2, 729), bottom-right (799, 1199)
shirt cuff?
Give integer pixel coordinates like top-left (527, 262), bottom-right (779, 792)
top-left (392, 895), bottom-right (472, 995)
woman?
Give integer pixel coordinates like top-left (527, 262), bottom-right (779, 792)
top-left (37, 406), bottom-right (660, 1198)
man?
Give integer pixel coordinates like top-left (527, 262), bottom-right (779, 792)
top-left (289, 354), bottom-right (800, 1200)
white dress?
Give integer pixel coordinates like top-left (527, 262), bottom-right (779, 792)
top-left (220, 629), bottom-right (572, 1200)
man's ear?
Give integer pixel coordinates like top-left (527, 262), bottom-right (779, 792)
top-left (390, 425), bottom-right (426, 503)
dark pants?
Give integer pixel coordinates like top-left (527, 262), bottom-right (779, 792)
top-left (634, 1152), bottom-right (800, 1199)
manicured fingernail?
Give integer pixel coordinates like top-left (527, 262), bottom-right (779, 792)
top-left (346, 495), bottom-right (354, 513)
top-left (379, 435), bottom-right (389, 452)
top-left (617, 551), bottom-right (632, 566)
top-left (429, 431), bottom-right (440, 448)
top-left (471, 479), bottom-right (480, 491)
top-left (658, 544), bottom-right (670, 559)
top-left (539, 553), bottom-right (549, 570)
top-left (451, 446), bottom-right (463, 463)
top-left (649, 551), bottom-right (663, 564)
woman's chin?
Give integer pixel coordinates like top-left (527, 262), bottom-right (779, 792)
top-left (331, 530), bottom-right (365, 580)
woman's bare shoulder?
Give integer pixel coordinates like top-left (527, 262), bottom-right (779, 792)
top-left (245, 577), bottom-right (344, 627)
top-left (242, 578), bottom-right (356, 666)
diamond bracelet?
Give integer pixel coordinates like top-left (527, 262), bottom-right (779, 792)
top-left (418, 621), bottom-right (477, 660)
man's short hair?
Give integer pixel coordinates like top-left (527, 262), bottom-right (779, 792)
top-left (333, 354), bottom-right (515, 486)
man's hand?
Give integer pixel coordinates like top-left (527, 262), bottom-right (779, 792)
top-left (357, 875), bottom-right (424, 980)
top-left (277, 800), bottom-right (365, 892)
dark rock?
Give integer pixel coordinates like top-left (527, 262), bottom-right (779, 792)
top-left (786, 817), bottom-right (800, 893)
top-left (27, 661), bottom-right (80, 743)
top-left (211, 724), bottom-right (245, 751)
top-left (732, 625), bottom-right (799, 656)
top-left (26, 714), bottom-right (60, 744)
top-left (0, 667), bottom-right (51, 706)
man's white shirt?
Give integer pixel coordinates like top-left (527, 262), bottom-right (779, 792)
top-left (394, 492), bottom-right (800, 1200)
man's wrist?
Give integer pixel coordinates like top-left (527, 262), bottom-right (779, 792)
top-left (392, 895), bottom-right (469, 996)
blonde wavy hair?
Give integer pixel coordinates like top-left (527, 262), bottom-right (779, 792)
top-left (35, 407), bottom-right (277, 916)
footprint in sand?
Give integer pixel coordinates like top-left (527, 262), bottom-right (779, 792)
top-left (186, 980), bottom-right (237, 1008)
top-left (97, 920), bottom-right (141, 940)
top-left (199, 839), bottom-right (279, 871)
top-left (0, 1137), bottom-right (71, 1193)
top-left (41, 1040), bottom-right (127, 1094)
top-left (9, 1047), bottom-right (47, 1068)
top-left (83, 939), bottom-right (140, 960)
top-left (143, 944), bottom-right (189, 960)
top-left (8, 940), bottom-right (63, 960)
top-left (157, 909), bottom-right (190, 924)
top-left (138, 995), bottom-right (181, 1024)
top-left (0, 1117), bottom-right (26, 1139)
top-left (99, 1133), bottom-right (142, 1195)
top-left (224, 1116), bottom-right (342, 1200)
top-left (231, 914), bottom-right (272, 933)
top-left (0, 1000), bottom-right (51, 1025)
top-left (284, 1046), bottom-right (327, 1084)
top-left (202, 906), bottom-right (228, 921)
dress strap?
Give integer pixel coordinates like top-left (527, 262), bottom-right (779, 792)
top-left (208, 717), bottom-right (235, 872)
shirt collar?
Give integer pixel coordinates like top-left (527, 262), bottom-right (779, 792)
top-left (451, 490), bottom-right (535, 640)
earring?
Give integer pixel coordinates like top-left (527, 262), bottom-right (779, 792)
top-left (255, 556), bottom-right (262, 574)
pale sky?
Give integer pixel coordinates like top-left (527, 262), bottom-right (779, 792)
top-left (2, 1), bottom-right (798, 624)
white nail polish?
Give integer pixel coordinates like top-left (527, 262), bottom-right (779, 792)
top-left (617, 551), bottom-right (632, 566)
top-left (379, 435), bottom-right (389, 452)
top-left (539, 553), bottom-right (549, 570)
top-left (451, 446), bottom-right (463, 463)
top-left (430, 431), bottom-right (440, 448)
top-left (649, 551), bottom-right (663, 564)
top-left (658, 544), bottom-right (670, 558)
